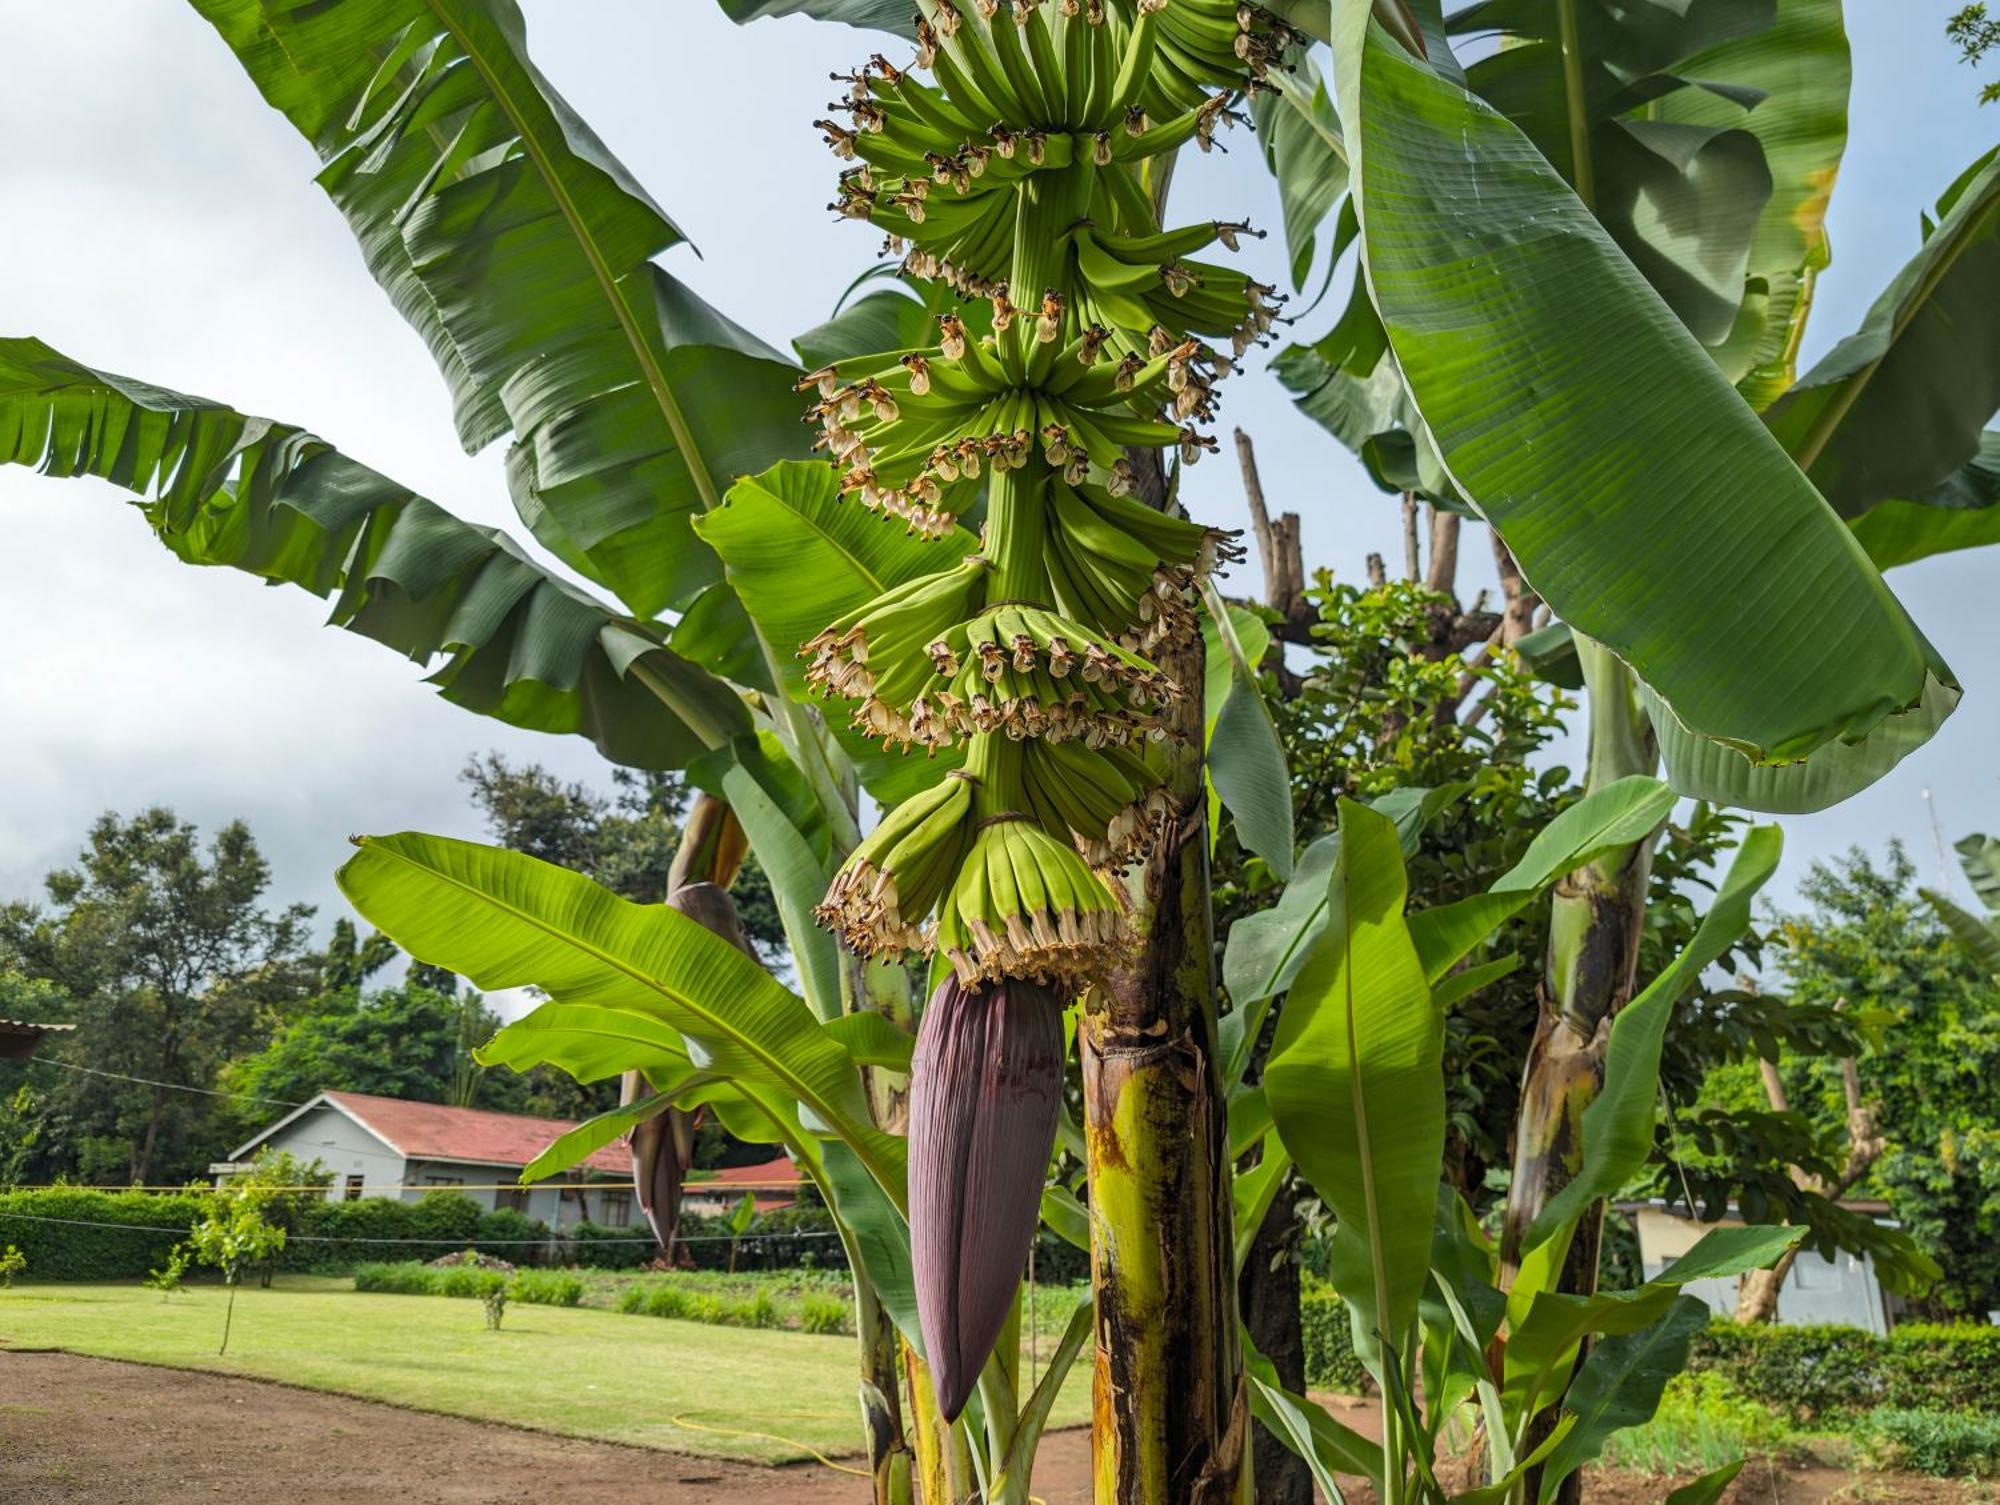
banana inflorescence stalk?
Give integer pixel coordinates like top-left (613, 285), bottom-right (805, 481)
top-left (799, 0), bottom-right (1289, 1419)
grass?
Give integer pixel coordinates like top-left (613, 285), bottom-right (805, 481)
top-left (1603, 1373), bottom-right (1800, 1476)
top-left (0, 1278), bottom-right (1092, 1464)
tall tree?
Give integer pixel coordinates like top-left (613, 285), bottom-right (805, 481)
top-left (0, 810), bottom-right (312, 1183)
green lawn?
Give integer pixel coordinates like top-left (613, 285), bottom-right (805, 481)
top-left (0, 1278), bottom-right (1091, 1464)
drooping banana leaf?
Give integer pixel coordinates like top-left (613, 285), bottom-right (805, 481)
top-left (1956, 832), bottom-right (2000, 912)
top-left (1250, 53), bottom-right (1350, 293)
top-left (1202, 589), bottom-right (1294, 880)
top-left (716, 0), bottom-right (916, 34)
top-left (1329, 0), bottom-right (1950, 776)
top-left (1644, 0), bottom-right (1851, 402)
top-left (694, 461), bottom-right (970, 803)
top-left (338, 831), bottom-right (907, 1199)
top-left (1925, 889), bottom-right (2000, 977)
top-left (1264, 798), bottom-right (1443, 1370)
top-left (1532, 1295), bottom-right (1713, 1502)
top-left (0, 336), bottom-right (746, 768)
top-left (193, 0), bottom-right (808, 619)
top-left (1522, 825), bottom-right (1783, 1252)
top-left (1766, 149), bottom-right (2000, 519)
top-left (1848, 433), bottom-right (2000, 569)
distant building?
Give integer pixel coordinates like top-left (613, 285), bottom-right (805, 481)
top-left (0, 1018), bottom-right (75, 1061)
top-left (1623, 1198), bottom-right (1902, 1335)
top-left (214, 1090), bottom-right (634, 1229)
top-left (680, 1155), bottom-right (806, 1218)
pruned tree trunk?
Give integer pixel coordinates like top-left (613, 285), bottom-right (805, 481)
top-left (1083, 452), bottom-right (1247, 1505)
top-left (1491, 533), bottom-right (1539, 646)
top-left (1734, 1051), bottom-right (1884, 1323)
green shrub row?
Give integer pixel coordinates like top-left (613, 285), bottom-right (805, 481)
top-left (351, 1261), bottom-right (583, 1307)
top-left (1691, 1321), bottom-right (2000, 1420)
top-left (1300, 1278), bottom-right (1371, 1395)
top-left (617, 1279), bottom-right (790, 1330)
top-left (0, 1189), bottom-right (211, 1281)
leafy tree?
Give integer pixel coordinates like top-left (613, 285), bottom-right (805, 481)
top-left (462, 754), bottom-right (785, 961)
top-left (188, 1194), bottom-right (286, 1354)
top-left (1717, 843), bottom-right (2000, 1318)
top-left (215, 989), bottom-right (504, 1137)
top-left (0, 810), bottom-right (313, 1183)
top-left (1949, 4), bottom-right (2000, 103)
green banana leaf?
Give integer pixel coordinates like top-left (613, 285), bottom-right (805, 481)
top-left (989, 1301), bottom-right (1095, 1500)
top-left (1665, 1462), bottom-right (1748, 1505)
top-left (1246, 1334), bottom-right (1386, 1495)
top-left (1250, 55), bottom-right (1350, 292)
top-left (1534, 1295), bottom-right (1713, 1502)
top-left (193, 0), bottom-right (807, 619)
top-left (0, 336), bottom-right (746, 768)
top-left (822, 1140), bottom-right (922, 1352)
top-left (1848, 433), bottom-right (2000, 569)
top-left (1202, 588), bottom-right (1294, 880)
top-left (1523, 825), bottom-right (1783, 1251)
top-left (337, 831), bottom-right (906, 1200)
top-left (1924, 889), bottom-right (2000, 977)
top-left (1957, 832), bottom-right (2000, 912)
top-left (1766, 149), bottom-right (2000, 520)
top-left (1645, 0), bottom-right (1851, 402)
top-left (1406, 775), bottom-right (1675, 981)
top-left (719, 764), bottom-right (842, 1022)
top-left (1504, 1224), bottom-right (1804, 1420)
top-left (1264, 798), bottom-right (1442, 1370)
top-left (716, 0), bottom-right (915, 34)
top-left (1329, 0), bottom-right (1949, 775)
top-left (695, 461), bottom-right (971, 803)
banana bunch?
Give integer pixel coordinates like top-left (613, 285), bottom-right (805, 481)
top-left (931, 814), bottom-right (1129, 990)
top-left (804, 0), bottom-right (1266, 992)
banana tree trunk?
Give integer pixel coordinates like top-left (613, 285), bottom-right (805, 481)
top-left (1083, 607), bottom-right (1249, 1505)
top-left (1499, 642), bottom-right (1661, 1505)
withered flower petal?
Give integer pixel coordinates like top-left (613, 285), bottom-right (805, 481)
top-left (909, 975), bottom-right (1065, 1420)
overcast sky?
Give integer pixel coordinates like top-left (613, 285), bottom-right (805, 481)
top-left (2, 3), bottom-right (1995, 972)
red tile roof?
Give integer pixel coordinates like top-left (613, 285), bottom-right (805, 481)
top-left (324, 1091), bottom-right (629, 1174)
top-left (684, 1155), bottom-right (805, 1212)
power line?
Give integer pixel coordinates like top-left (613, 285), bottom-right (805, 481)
top-left (25, 1058), bottom-right (304, 1108)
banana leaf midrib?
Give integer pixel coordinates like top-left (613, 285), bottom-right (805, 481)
top-left (1789, 175), bottom-right (2000, 476)
top-left (418, 0), bottom-right (723, 517)
top-left (358, 833), bottom-right (904, 1205)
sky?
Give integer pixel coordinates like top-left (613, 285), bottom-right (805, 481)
top-left (1, 2), bottom-right (1996, 980)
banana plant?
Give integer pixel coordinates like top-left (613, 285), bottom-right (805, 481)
top-left (1245, 795), bottom-right (1803, 1504)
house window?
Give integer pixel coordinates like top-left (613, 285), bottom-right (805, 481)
top-left (424, 1175), bottom-right (464, 1187)
top-left (495, 1187), bottom-right (529, 1215)
top-left (344, 1175), bottom-right (364, 1201)
top-left (599, 1191), bottom-right (632, 1229)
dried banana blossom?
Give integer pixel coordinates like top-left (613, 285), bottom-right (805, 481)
top-left (909, 975), bottom-right (1065, 1419)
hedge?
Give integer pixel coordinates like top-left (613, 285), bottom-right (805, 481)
top-left (0, 1189), bottom-right (210, 1281)
top-left (1691, 1321), bottom-right (2000, 1420)
top-left (1300, 1278), bottom-right (1371, 1395)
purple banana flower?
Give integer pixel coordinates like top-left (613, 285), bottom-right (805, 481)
top-left (910, 975), bottom-right (1065, 1420)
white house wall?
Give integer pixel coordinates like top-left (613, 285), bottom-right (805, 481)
top-left (262, 1104), bottom-right (406, 1200)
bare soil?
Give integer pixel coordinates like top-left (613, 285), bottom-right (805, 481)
top-left (0, 1352), bottom-right (1982, 1504)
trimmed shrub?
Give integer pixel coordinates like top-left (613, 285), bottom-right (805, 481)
top-left (1300, 1278), bottom-right (1371, 1395)
top-left (1862, 1407), bottom-right (2000, 1477)
top-left (568, 1221), bottom-right (653, 1269)
top-left (1691, 1320), bottom-right (2000, 1421)
top-left (0, 1189), bottom-right (210, 1281)
top-left (475, 1207), bottom-right (538, 1246)
top-left (353, 1261), bottom-right (441, 1296)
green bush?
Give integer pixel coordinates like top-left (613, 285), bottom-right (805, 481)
top-left (291, 1190), bottom-right (490, 1269)
top-left (1604, 1372), bottom-right (1794, 1475)
top-left (1300, 1278), bottom-right (1371, 1395)
top-left (507, 1268), bottom-right (583, 1307)
top-left (1691, 1320), bottom-right (2000, 1421)
top-left (475, 1207), bottom-right (540, 1246)
top-left (0, 1189), bottom-right (211, 1280)
top-left (435, 1263), bottom-right (507, 1300)
top-left (568, 1221), bottom-right (653, 1269)
top-left (800, 1291), bottom-right (851, 1335)
top-left (1861, 1408), bottom-right (2000, 1477)
top-left (352, 1261), bottom-right (441, 1296)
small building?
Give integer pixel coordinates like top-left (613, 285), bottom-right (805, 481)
top-left (681, 1155), bottom-right (807, 1218)
top-left (215, 1090), bottom-right (634, 1229)
top-left (1624, 1198), bottom-right (1901, 1335)
top-left (0, 1018), bottom-right (76, 1061)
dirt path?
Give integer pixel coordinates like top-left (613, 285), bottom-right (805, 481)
top-left (0, 1350), bottom-right (1088, 1504)
top-left (0, 1352), bottom-right (1980, 1504)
